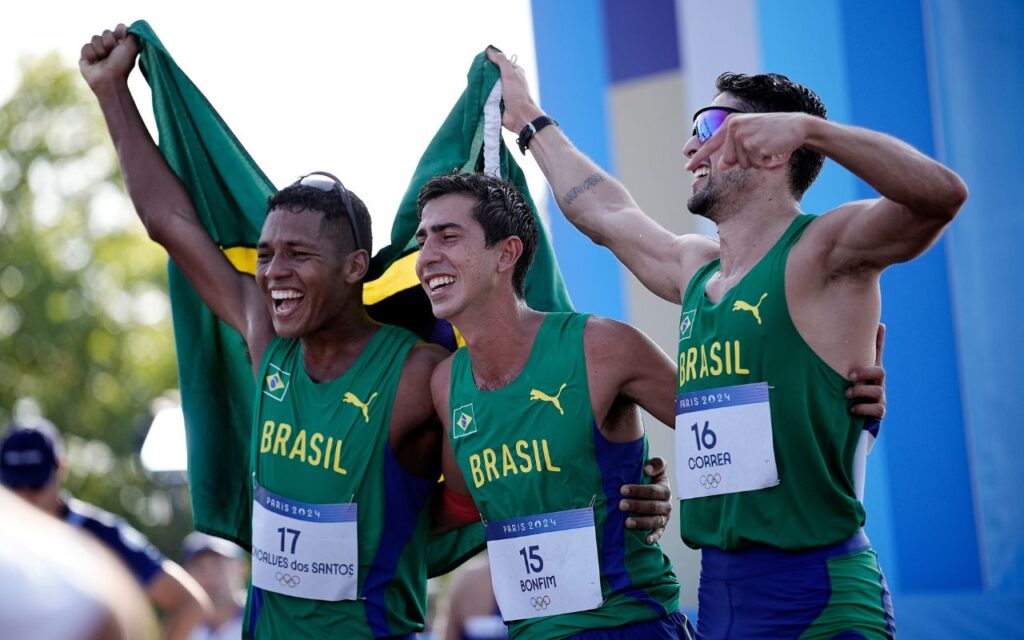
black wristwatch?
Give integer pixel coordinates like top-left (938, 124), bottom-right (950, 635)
top-left (517, 115), bottom-right (558, 155)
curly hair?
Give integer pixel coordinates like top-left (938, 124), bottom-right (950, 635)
top-left (266, 181), bottom-right (371, 255)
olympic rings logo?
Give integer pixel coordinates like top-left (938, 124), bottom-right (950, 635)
top-left (529, 595), bottom-right (551, 611)
top-left (700, 473), bottom-right (722, 489)
top-left (275, 572), bottom-right (301, 588)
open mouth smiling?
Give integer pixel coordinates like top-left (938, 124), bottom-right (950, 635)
top-left (427, 276), bottom-right (456, 292)
top-left (271, 288), bottom-right (303, 313)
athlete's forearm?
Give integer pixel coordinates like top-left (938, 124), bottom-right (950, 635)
top-left (527, 126), bottom-right (697, 302)
top-left (488, 47), bottom-right (690, 300)
top-left (528, 128), bottom-right (641, 244)
top-left (492, 48), bottom-right (639, 244)
top-left (92, 80), bottom-right (202, 243)
top-left (804, 117), bottom-right (967, 222)
top-left (91, 80), bottom-right (268, 344)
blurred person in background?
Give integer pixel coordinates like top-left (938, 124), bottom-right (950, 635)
top-left (182, 532), bottom-right (246, 640)
top-left (0, 485), bottom-right (159, 640)
top-left (440, 554), bottom-right (507, 640)
top-left (1, 417), bottom-right (212, 640)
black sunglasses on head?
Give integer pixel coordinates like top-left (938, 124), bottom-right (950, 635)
top-left (292, 171), bottom-right (363, 251)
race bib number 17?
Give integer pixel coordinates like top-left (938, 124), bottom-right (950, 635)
top-left (675, 382), bottom-right (780, 499)
top-left (251, 483), bottom-right (358, 602)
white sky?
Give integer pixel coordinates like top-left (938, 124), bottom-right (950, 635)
top-left (0, 1), bottom-right (546, 253)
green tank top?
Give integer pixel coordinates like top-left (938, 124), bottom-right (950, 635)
top-left (449, 312), bottom-right (679, 640)
top-left (245, 325), bottom-right (430, 639)
top-left (677, 214), bottom-right (866, 551)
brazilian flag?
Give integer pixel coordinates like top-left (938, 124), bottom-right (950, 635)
top-left (128, 21), bottom-right (572, 574)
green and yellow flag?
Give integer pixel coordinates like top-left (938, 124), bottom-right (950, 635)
top-left (128, 21), bottom-right (572, 573)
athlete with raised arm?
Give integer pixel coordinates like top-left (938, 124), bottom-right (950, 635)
top-left (487, 48), bottom-right (954, 638)
top-left (80, 25), bottom-right (674, 639)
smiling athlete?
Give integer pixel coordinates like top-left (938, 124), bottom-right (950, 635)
top-left (488, 47), bottom-right (964, 639)
top-left (417, 173), bottom-right (691, 639)
top-left (81, 24), bottom-right (673, 640)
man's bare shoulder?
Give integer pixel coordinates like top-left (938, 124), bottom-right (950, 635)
top-left (428, 350), bottom-right (457, 426)
top-left (401, 341), bottom-right (451, 378)
top-left (789, 200), bottom-right (880, 278)
top-left (392, 341), bottom-right (450, 431)
top-left (426, 347), bottom-right (456, 388)
top-left (797, 200), bottom-right (877, 242)
top-left (677, 232), bottom-right (721, 288)
top-left (678, 231), bottom-right (721, 255)
top-left (582, 314), bottom-right (629, 341)
top-left (582, 315), bottom-right (650, 360)
top-left (390, 341), bottom-right (449, 476)
top-left (395, 341), bottom-right (451, 409)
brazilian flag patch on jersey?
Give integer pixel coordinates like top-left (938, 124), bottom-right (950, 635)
top-left (130, 20), bottom-right (573, 548)
top-left (679, 309), bottom-right (696, 341)
top-left (263, 365), bottom-right (291, 402)
top-left (452, 404), bottom-right (478, 439)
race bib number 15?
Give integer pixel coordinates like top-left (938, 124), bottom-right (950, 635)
top-left (485, 508), bottom-right (602, 621)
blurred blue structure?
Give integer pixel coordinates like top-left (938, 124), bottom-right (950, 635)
top-left (530, 1), bottom-right (1024, 636)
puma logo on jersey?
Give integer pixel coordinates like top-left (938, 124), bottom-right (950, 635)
top-left (530, 383), bottom-right (567, 415)
top-left (342, 391), bottom-right (378, 423)
top-left (732, 292), bottom-right (768, 325)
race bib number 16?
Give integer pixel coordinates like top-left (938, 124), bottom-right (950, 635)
top-left (675, 382), bottom-right (780, 499)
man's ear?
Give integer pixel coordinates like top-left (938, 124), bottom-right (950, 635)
top-left (495, 236), bottom-right (524, 277)
top-left (344, 249), bottom-right (371, 283)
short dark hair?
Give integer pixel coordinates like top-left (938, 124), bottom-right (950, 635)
top-left (417, 172), bottom-right (537, 299)
top-left (266, 181), bottom-right (372, 254)
top-left (715, 72), bottom-right (828, 198)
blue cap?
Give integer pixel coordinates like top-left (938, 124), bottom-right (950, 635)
top-left (0, 419), bottom-right (62, 489)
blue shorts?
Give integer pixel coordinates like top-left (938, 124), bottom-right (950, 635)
top-left (697, 531), bottom-right (895, 639)
top-left (568, 609), bottom-right (693, 639)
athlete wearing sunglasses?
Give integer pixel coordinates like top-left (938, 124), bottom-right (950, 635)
top-left (691, 105), bottom-right (744, 143)
top-left (490, 47), bottom-right (965, 639)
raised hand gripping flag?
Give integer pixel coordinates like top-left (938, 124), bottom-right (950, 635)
top-left (128, 21), bottom-right (572, 574)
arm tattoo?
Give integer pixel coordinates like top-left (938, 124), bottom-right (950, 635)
top-left (564, 173), bottom-right (605, 205)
